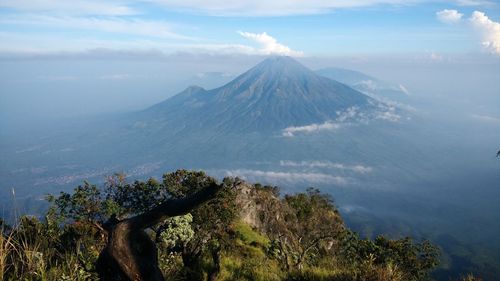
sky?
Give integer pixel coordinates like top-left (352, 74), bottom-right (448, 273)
top-left (0, 0), bottom-right (499, 129)
top-left (0, 0), bottom-right (500, 57)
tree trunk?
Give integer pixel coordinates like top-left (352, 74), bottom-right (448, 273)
top-left (181, 248), bottom-right (201, 281)
top-left (96, 183), bottom-right (222, 281)
top-left (207, 246), bottom-right (221, 281)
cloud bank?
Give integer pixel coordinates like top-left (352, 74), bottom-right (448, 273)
top-left (279, 160), bottom-right (373, 174)
top-left (470, 114), bottom-right (500, 124)
top-left (282, 105), bottom-right (402, 137)
top-left (224, 169), bottom-right (348, 185)
top-left (282, 121), bottom-right (340, 137)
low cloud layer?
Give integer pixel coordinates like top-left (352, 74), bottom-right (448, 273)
top-left (282, 121), bottom-right (340, 137)
top-left (279, 160), bottom-right (373, 174)
top-left (238, 31), bottom-right (303, 57)
top-left (470, 114), bottom-right (500, 124)
top-left (223, 169), bottom-right (348, 185)
top-left (282, 105), bottom-right (402, 137)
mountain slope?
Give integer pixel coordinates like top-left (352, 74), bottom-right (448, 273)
top-left (142, 56), bottom-right (379, 133)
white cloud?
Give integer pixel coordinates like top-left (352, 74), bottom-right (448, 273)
top-left (0, 31), bottom-right (296, 57)
top-left (0, 24), bottom-right (300, 56)
top-left (279, 160), bottom-right (373, 174)
top-left (436, 9), bottom-right (464, 24)
top-left (435, 9), bottom-right (500, 55)
top-left (470, 11), bottom-right (500, 54)
top-left (282, 104), bottom-right (402, 137)
top-left (0, 0), bottom-right (136, 16)
top-left (374, 106), bottom-right (401, 122)
top-left (282, 121), bottom-right (340, 137)
top-left (340, 204), bottom-right (369, 214)
top-left (282, 107), bottom-right (362, 136)
top-left (238, 31), bottom-right (303, 56)
top-left (224, 169), bottom-right (348, 185)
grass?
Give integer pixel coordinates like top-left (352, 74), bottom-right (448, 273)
top-left (216, 221), bottom-right (282, 281)
top-left (0, 218), bottom-right (100, 281)
top-left (233, 220), bottom-right (270, 247)
top-left (0, 229), bottom-right (14, 280)
top-left (219, 253), bottom-right (283, 281)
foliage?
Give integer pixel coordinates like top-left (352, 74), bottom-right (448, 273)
top-left (264, 187), bottom-right (344, 270)
top-left (159, 213), bottom-right (195, 250)
top-left (233, 220), bottom-right (269, 247)
top-left (154, 170), bottom-right (238, 281)
top-left (0, 214), bottom-right (100, 281)
top-left (337, 229), bottom-right (440, 281)
top-left (0, 169), bottom-right (452, 281)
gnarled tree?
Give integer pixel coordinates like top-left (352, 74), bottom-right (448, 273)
top-left (95, 182), bottom-right (222, 281)
top-left (47, 171), bottom-right (226, 281)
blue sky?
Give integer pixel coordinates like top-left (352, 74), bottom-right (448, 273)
top-left (0, 0), bottom-right (500, 57)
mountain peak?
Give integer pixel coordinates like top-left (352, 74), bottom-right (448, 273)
top-left (218, 56), bottom-right (316, 92)
top-left (260, 55), bottom-right (301, 65)
top-left (185, 85), bottom-right (205, 92)
top-left (251, 55), bottom-right (310, 74)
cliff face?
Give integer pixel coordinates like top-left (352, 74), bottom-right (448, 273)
top-left (234, 183), bottom-right (262, 229)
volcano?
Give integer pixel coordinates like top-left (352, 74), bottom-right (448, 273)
top-left (142, 56), bottom-right (379, 133)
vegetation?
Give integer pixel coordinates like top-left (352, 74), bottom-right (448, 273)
top-left (0, 169), bottom-right (481, 280)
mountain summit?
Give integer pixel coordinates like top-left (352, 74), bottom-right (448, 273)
top-left (144, 56), bottom-right (377, 133)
